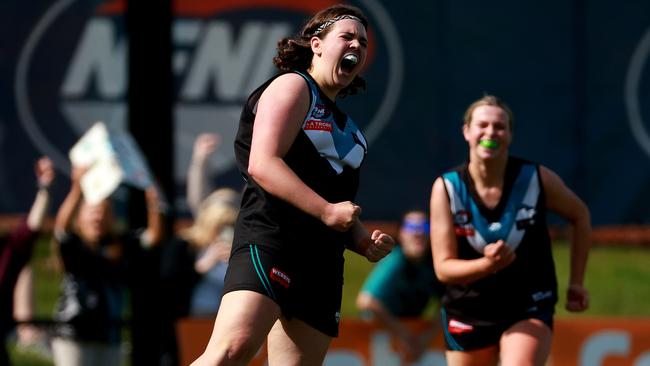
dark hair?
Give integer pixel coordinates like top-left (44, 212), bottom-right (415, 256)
top-left (273, 4), bottom-right (368, 97)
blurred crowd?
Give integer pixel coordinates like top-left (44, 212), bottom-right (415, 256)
top-left (0, 134), bottom-right (444, 366)
top-left (0, 132), bottom-right (241, 366)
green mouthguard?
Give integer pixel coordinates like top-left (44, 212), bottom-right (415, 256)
top-left (479, 140), bottom-right (500, 149)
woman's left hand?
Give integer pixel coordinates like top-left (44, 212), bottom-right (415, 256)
top-left (363, 230), bottom-right (394, 262)
top-left (566, 284), bottom-right (589, 312)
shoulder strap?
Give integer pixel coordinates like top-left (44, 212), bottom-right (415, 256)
top-left (442, 163), bottom-right (540, 253)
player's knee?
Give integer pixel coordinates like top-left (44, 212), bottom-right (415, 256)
top-left (500, 359), bottom-right (538, 366)
top-left (500, 351), bottom-right (548, 366)
top-left (220, 336), bottom-right (260, 364)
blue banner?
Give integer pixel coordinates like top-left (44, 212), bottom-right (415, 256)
top-left (2, 0), bottom-right (650, 225)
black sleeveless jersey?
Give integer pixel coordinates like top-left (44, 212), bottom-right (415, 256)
top-left (232, 71), bottom-right (368, 258)
top-left (440, 156), bottom-right (558, 321)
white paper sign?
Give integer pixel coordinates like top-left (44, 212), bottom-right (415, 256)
top-left (69, 121), bottom-right (153, 204)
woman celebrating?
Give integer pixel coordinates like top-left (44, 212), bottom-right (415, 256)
top-left (192, 5), bottom-right (394, 366)
top-left (430, 95), bottom-right (591, 366)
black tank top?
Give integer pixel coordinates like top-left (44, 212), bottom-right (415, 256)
top-left (232, 71), bottom-right (367, 256)
top-left (441, 156), bottom-right (558, 321)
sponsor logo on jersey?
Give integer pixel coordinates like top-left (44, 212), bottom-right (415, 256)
top-left (448, 319), bottom-right (474, 334)
top-left (270, 267), bottom-right (291, 288)
top-left (487, 222), bottom-right (502, 232)
top-left (304, 120), bottom-right (333, 132)
top-left (311, 104), bottom-right (331, 119)
top-left (453, 210), bottom-right (471, 225)
top-left (454, 226), bottom-right (475, 237)
top-left (515, 205), bottom-right (537, 229)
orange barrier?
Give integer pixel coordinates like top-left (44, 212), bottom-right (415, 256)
top-left (177, 317), bottom-right (650, 365)
top-left (550, 318), bottom-right (650, 366)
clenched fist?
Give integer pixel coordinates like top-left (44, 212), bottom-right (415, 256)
top-left (363, 230), bottom-right (394, 262)
top-left (484, 240), bottom-right (516, 273)
top-left (322, 201), bottom-right (362, 232)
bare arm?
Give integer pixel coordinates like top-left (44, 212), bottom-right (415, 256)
top-left (540, 166), bottom-right (591, 312)
top-left (26, 157), bottom-right (55, 231)
top-left (54, 165), bottom-right (85, 235)
top-left (140, 184), bottom-right (166, 247)
top-left (430, 177), bottom-right (514, 284)
top-left (247, 73), bottom-right (359, 231)
top-left (187, 133), bottom-right (220, 215)
top-left (417, 300), bottom-right (442, 347)
top-left (356, 292), bottom-right (418, 358)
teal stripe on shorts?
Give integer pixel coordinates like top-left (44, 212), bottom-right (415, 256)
top-left (441, 308), bottom-right (464, 351)
top-left (249, 244), bottom-right (276, 300)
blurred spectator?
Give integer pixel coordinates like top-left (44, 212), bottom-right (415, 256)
top-left (185, 133), bottom-right (241, 316)
top-left (180, 188), bottom-right (239, 316)
top-left (186, 133), bottom-right (221, 214)
top-left (356, 210), bottom-right (444, 364)
top-left (50, 163), bottom-right (164, 366)
top-left (161, 188), bottom-right (239, 318)
top-left (0, 157), bottom-right (54, 365)
top-left (13, 267), bottom-right (42, 349)
top-left (159, 134), bottom-right (240, 365)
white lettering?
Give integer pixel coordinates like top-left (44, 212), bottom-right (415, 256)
top-left (580, 331), bottom-right (630, 366)
top-left (174, 20), bottom-right (202, 44)
top-left (173, 20), bottom-right (202, 74)
top-left (61, 19), bottom-right (126, 99)
top-left (324, 351), bottom-right (364, 366)
top-left (180, 21), bottom-right (290, 101)
top-left (61, 19), bottom-right (290, 102)
top-left (369, 332), bottom-right (446, 366)
top-left (636, 351), bottom-right (650, 366)
top-left (413, 352), bottom-right (446, 366)
top-left (370, 333), bottom-right (401, 366)
top-left (532, 290), bottom-right (552, 302)
top-left (244, 22), bottom-right (291, 94)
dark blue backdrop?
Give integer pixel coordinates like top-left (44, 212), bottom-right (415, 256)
top-left (2, 0), bottom-right (650, 225)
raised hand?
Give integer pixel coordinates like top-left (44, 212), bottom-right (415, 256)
top-left (70, 164), bottom-right (90, 186)
top-left (35, 156), bottom-right (55, 188)
top-left (193, 133), bottom-right (221, 162)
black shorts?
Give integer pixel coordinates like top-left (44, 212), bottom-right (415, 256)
top-left (440, 306), bottom-right (554, 351)
top-left (223, 243), bottom-right (344, 337)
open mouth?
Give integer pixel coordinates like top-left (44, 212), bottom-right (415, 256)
top-left (340, 53), bottom-right (358, 73)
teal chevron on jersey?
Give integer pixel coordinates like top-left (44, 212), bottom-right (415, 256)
top-left (296, 71), bottom-right (367, 174)
top-left (443, 163), bottom-right (539, 252)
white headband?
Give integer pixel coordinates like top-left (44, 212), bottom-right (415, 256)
top-left (313, 15), bottom-right (362, 36)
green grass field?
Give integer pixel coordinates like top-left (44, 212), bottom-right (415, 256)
top-left (341, 242), bottom-right (650, 318)
top-left (9, 238), bottom-right (650, 365)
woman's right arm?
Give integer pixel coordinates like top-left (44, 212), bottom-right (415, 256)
top-left (26, 157), bottom-right (55, 231)
top-left (430, 177), bottom-right (513, 284)
top-left (247, 73), bottom-right (359, 231)
top-left (54, 165), bottom-right (85, 235)
top-left (356, 292), bottom-right (419, 359)
top-left (186, 133), bottom-right (220, 215)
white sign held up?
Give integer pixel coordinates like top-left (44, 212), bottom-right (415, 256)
top-left (69, 121), bottom-right (153, 204)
